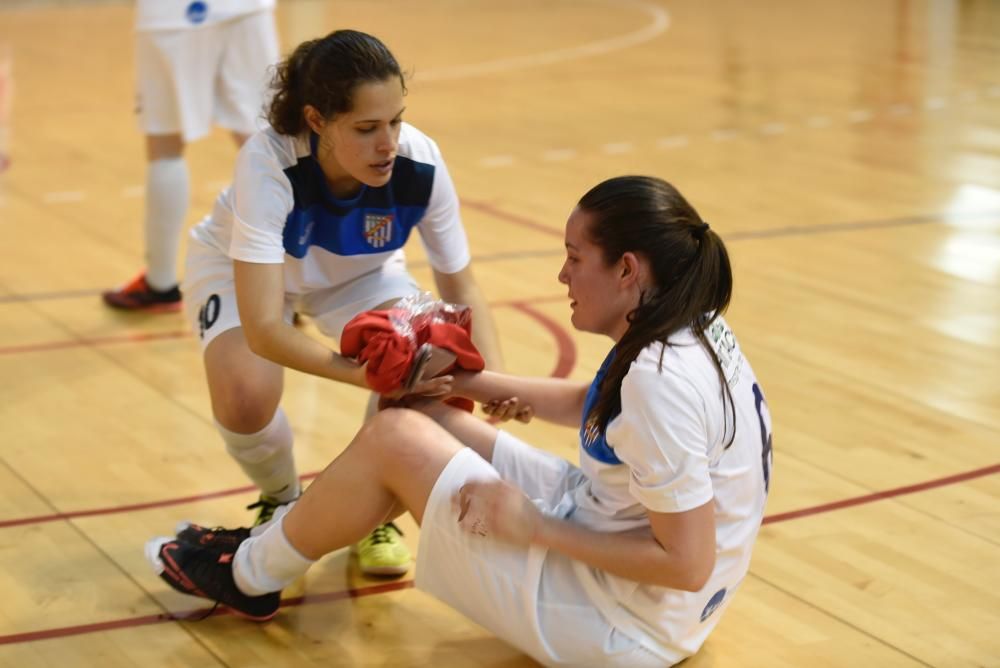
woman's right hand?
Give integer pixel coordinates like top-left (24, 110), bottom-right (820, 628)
top-left (383, 373), bottom-right (454, 400)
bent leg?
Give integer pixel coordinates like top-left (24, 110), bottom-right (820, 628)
top-left (410, 400), bottom-right (501, 462)
top-left (204, 327), bottom-right (298, 501)
top-left (281, 408), bottom-right (464, 559)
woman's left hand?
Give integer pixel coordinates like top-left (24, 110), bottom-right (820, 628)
top-left (453, 479), bottom-right (542, 547)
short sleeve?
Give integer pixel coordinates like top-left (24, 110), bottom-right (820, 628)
top-left (610, 364), bottom-right (714, 513)
top-left (415, 142), bottom-right (471, 274)
top-left (228, 143), bottom-right (294, 264)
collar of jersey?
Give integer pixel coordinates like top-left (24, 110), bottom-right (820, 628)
top-left (309, 132), bottom-right (369, 208)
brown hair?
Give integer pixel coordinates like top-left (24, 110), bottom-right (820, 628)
top-left (580, 176), bottom-right (736, 443)
top-left (268, 30), bottom-right (405, 136)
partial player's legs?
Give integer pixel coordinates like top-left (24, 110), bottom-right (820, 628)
top-left (102, 133), bottom-right (187, 311)
top-left (146, 409), bottom-right (464, 616)
top-left (204, 327), bottom-right (299, 522)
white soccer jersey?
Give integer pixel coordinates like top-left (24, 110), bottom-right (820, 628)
top-left (135, 0), bottom-right (275, 31)
top-left (562, 317), bottom-right (773, 661)
top-left (189, 122), bottom-right (471, 295)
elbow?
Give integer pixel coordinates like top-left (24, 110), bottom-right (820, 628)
top-left (242, 327), bottom-right (267, 356)
top-left (673, 553), bottom-right (715, 592)
top-left (651, 546), bottom-right (714, 592)
top-left (242, 321), bottom-right (278, 359)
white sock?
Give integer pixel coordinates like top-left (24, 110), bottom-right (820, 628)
top-left (250, 500), bottom-right (294, 537)
top-left (143, 156), bottom-right (189, 291)
top-left (233, 515), bottom-right (315, 596)
top-left (217, 408), bottom-right (300, 503)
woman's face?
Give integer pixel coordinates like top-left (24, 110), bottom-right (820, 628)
top-left (309, 77), bottom-right (405, 198)
top-left (558, 207), bottom-right (636, 341)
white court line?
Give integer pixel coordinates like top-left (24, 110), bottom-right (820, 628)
top-left (989, 86), bottom-right (1000, 98)
top-left (847, 109), bottom-right (872, 123)
top-left (925, 96), bottom-right (947, 110)
top-left (759, 123), bottom-right (786, 135)
top-left (710, 129), bottom-right (739, 142)
top-left (656, 135), bottom-right (689, 149)
top-left (806, 116), bottom-right (831, 129)
top-left (418, 0), bottom-right (669, 82)
top-left (43, 191), bottom-right (85, 203)
top-left (479, 155), bottom-right (515, 168)
top-left (541, 149), bottom-right (577, 161)
top-left (601, 142), bottom-right (634, 154)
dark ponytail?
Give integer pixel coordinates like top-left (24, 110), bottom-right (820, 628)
top-left (268, 30), bottom-right (405, 136)
top-left (581, 176), bottom-right (736, 443)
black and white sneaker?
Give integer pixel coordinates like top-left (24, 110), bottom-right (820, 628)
top-left (145, 537), bottom-right (280, 621)
top-left (174, 521), bottom-right (252, 552)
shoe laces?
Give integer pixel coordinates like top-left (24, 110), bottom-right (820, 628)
top-left (368, 522), bottom-right (403, 546)
top-left (246, 495), bottom-right (282, 525)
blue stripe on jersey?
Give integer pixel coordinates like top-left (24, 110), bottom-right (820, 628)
top-left (280, 136), bottom-right (435, 259)
top-left (580, 348), bottom-right (623, 465)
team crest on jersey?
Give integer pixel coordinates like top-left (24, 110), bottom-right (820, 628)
top-left (364, 213), bottom-right (394, 249)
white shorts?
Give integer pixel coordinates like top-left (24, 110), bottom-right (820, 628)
top-left (135, 10), bottom-right (278, 142)
top-left (415, 432), bottom-right (665, 667)
top-left (182, 238), bottom-right (421, 350)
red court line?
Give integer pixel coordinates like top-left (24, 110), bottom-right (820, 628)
top-left (461, 198), bottom-right (564, 237)
top-left (762, 462), bottom-right (1000, 524)
top-left (0, 330), bottom-right (191, 356)
top-left (0, 297), bottom-right (570, 357)
top-left (509, 302), bottom-right (576, 378)
top-left (0, 580), bottom-right (414, 646)
top-left (0, 474), bottom-right (313, 529)
top-left (1, 462), bottom-right (996, 646)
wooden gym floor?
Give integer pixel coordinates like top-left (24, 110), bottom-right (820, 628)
top-left (0, 1), bottom-right (997, 666)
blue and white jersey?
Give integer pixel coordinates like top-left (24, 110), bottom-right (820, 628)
top-left (562, 318), bottom-right (772, 659)
top-left (136, 0), bottom-right (274, 31)
top-left (190, 122), bottom-right (470, 295)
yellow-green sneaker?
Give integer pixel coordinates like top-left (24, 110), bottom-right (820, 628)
top-left (246, 494), bottom-right (286, 527)
top-left (353, 522), bottom-right (411, 576)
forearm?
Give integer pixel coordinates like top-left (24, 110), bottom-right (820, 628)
top-left (534, 518), bottom-right (707, 591)
top-left (464, 287), bottom-right (504, 371)
top-left (455, 370), bottom-right (586, 427)
top-left (434, 266), bottom-right (504, 371)
top-left (245, 320), bottom-right (367, 388)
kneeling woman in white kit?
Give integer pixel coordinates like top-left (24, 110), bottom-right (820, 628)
top-left (148, 175), bottom-right (774, 666)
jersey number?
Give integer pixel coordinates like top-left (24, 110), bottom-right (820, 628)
top-left (752, 383), bottom-right (773, 493)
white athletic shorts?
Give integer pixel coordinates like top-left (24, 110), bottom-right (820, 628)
top-left (135, 9), bottom-right (278, 142)
top-left (415, 431), bottom-right (666, 667)
top-left (182, 237), bottom-right (421, 351)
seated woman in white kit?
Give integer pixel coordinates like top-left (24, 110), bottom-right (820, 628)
top-left (148, 175), bottom-right (774, 667)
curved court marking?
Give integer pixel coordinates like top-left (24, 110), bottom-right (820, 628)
top-left (417, 0), bottom-right (669, 82)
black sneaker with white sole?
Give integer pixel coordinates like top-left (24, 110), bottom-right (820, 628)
top-left (175, 521), bottom-right (252, 552)
top-left (146, 537), bottom-right (280, 621)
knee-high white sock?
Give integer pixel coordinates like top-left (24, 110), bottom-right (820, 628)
top-left (217, 408), bottom-right (300, 503)
top-left (143, 156), bottom-right (189, 291)
top-left (233, 515), bottom-right (315, 596)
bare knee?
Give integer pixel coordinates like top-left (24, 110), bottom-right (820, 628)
top-left (204, 329), bottom-right (283, 433)
top-left (360, 408), bottom-right (428, 444)
top-left (145, 134), bottom-right (184, 161)
top-left (211, 374), bottom-right (281, 433)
